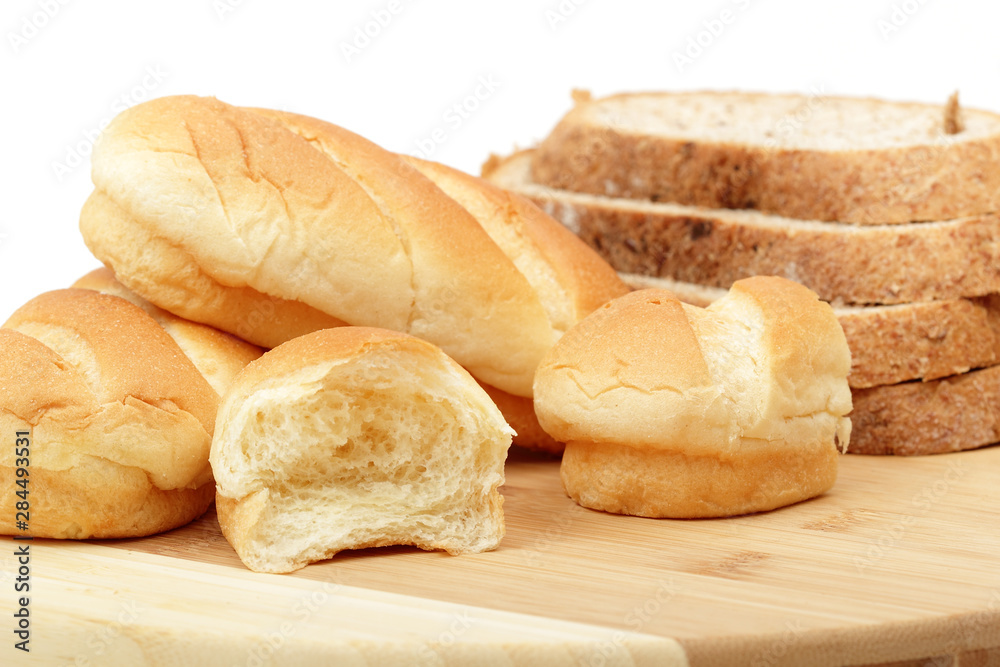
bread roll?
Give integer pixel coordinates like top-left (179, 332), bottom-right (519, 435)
top-left (82, 95), bottom-right (555, 398)
top-left (72, 268), bottom-right (263, 396)
top-left (401, 155), bottom-right (629, 335)
top-left (0, 290), bottom-right (222, 538)
top-left (624, 273), bottom-right (1000, 390)
top-left (533, 277), bottom-right (852, 518)
top-left (211, 327), bottom-right (512, 573)
top-left (79, 191), bottom-right (348, 349)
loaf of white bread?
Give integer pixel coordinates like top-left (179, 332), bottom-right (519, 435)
top-left (80, 95), bottom-right (628, 453)
top-left (211, 327), bottom-right (512, 573)
top-left (0, 275), bottom-right (261, 538)
top-left (488, 90), bottom-right (1000, 455)
top-left (533, 277), bottom-right (852, 518)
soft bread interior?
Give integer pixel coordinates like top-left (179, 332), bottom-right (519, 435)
top-left (578, 91), bottom-right (1000, 150)
top-left (213, 343), bottom-right (511, 574)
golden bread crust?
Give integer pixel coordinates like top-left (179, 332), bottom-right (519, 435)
top-left (0, 290), bottom-right (220, 538)
top-left (534, 279), bottom-right (851, 517)
top-left (72, 268), bottom-right (264, 396)
top-left (561, 439), bottom-right (838, 518)
top-left (624, 274), bottom-right (1000, 390)
top-left (80, 191), bottom-right (346, 349)
top-left (82, 95), bottom-right (571, 397)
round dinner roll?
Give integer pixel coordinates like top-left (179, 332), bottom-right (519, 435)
top-left (533, 277), bottom-right (853, 518)
top-left (0, 290), bottom-right (220, 538)
top-left (211, 327), bottom-right (513, 574)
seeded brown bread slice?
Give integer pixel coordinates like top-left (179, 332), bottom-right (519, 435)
top-left (849, 365), bottom-right (1000, 455)
top-left (624, 275), bottom-right (1000, 390)
top-left (487, 151), bottom-right (1000, 306)
top-left (528, 90), bottom-right (1000, 224)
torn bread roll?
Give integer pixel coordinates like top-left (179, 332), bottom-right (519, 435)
top-left (211, 327), bottom-right (512, 574)
top-left (533, 277), bottom-right (852, 518)
top-left (0, 290), bottom-right (227, 538)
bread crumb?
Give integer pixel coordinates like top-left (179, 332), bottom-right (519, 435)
top-left (944, 91), bottom-right (965, 135)
top-left (571, 89), bottom-right (592, 105)
top-left (481, 153), bottom-right (503, 177)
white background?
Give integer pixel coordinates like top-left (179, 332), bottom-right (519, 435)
top-left (1, 0), bottom-right (997, 321)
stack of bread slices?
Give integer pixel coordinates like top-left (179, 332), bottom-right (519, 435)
top-left (485, 90), bottom-right (1000, 455)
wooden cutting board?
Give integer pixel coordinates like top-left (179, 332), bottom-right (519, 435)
top-left (12, 446), bottom-right (1000, 667)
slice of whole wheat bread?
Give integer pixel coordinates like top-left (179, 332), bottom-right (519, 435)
top-left (849, 364), bottom-right (1000, 455)
top-left (527, 90), bottom-right (1000, 224)
top-left (623, 274), bottom-right (1000, 390)
top-left (486, 151), bottom-right (1000, 306)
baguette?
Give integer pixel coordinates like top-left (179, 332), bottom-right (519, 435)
top-left (533, 278), bottom-right (852, 517)
top-left (624, 274), bottom-right (1000, 390)
top-left (487, 151), bottom-right (1000, 305)
top-left (211, 327), bottom-right (511, 573)
top-left (0, 290), bottom-right (223, 538)
top-left (528, 90), bottom-right (1000, 224)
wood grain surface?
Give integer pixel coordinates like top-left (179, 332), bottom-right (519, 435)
top-left (9, 446), bottom-right (1000, 666)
